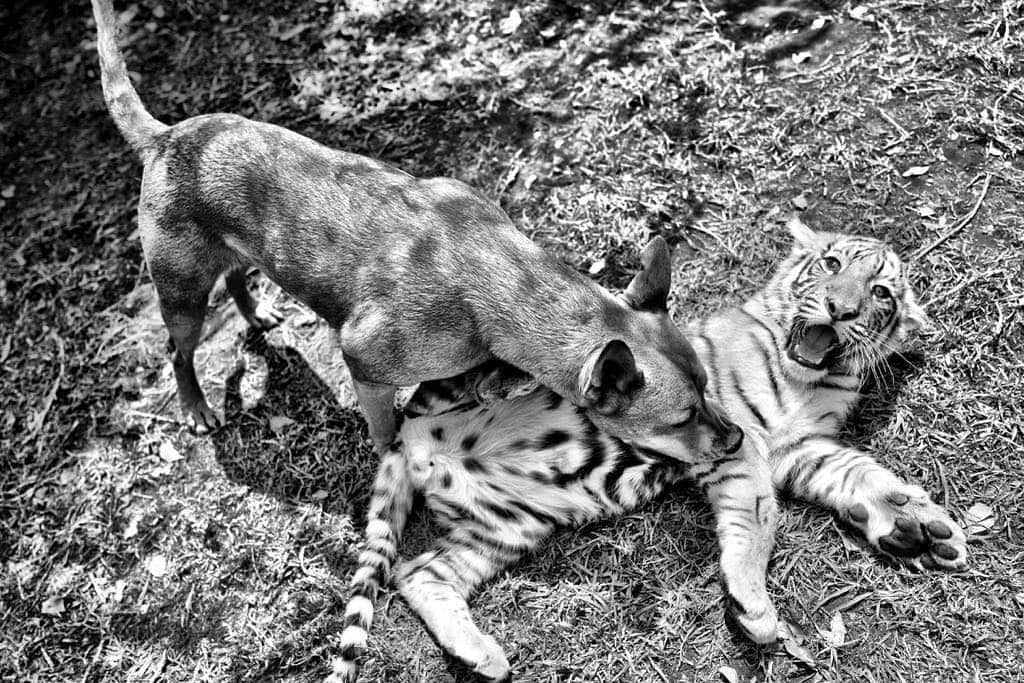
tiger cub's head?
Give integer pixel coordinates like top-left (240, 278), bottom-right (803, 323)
top-left (766, 217), bottom-right (928, 377)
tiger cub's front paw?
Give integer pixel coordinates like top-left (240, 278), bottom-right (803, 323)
top-left (722, 576), bottom-right (780, 644)
top-left (844, 485), bottom-right (968, 571)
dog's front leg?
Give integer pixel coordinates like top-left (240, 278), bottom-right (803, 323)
top-left (349, 376), bottom-right (398, 453)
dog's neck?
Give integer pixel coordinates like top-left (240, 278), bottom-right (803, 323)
top-left (464, 252), bottom-right (634, 403)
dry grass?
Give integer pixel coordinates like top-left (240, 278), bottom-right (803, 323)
top-left (2, 0), bottom-right (1022, 681)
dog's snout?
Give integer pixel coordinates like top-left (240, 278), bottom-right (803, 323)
top-left (720, 422), bottom-right (744, 454)
top-left (703, 400), bottom-right (744, 454)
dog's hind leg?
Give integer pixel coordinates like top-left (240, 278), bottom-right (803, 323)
top-left (144, 220), bottom-right (229, 433)
top-left (225, 267), bottom-right (284, 330)
top-left (349, 376), bottom-right (398, 453)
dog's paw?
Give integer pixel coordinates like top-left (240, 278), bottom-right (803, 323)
top-left (247, 302), bottom-right (285, 330)
top-left (844, 486), bottom-right (968, 571)
top-left (183, 400), bottom-right (222, 433)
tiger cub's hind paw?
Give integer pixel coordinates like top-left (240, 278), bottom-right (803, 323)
top-left (441, 628), bottom-right (510, 681)
top-left (463, 632), bottom-right (511, 682)
top-left (844, 486), bottom-right (968, 571)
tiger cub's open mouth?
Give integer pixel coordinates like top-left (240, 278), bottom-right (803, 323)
top-left (786, 324), bottom-right (840, 370)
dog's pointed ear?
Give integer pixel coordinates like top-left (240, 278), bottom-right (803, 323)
top-left (578, 340), bottom-right (645, 415)
top-left (624, 236), bottom-right (671, 312)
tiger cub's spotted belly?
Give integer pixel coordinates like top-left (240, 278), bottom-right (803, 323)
top-left (400, 389), bottom-right (685, 531)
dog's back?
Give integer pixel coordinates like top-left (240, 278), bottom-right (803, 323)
top-left (91, 0), bottom-right (738, 472)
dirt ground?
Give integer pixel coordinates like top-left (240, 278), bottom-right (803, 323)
top-left (2, 0), bottom-right (1022, 681)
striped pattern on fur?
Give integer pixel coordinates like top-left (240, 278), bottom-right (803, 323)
top-left (330, 220), bottom-right (968, 681)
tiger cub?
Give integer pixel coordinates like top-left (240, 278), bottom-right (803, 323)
top-left (328, 218), bottom-right (968, 682)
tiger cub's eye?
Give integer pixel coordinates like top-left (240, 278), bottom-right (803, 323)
top-left (872, 284), bottom-right (892, 299)
top-left (821, 256), bottom-right (842, 273)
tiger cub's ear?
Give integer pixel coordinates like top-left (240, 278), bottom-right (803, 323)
top-left (900, 293), bottom-right (931, 334)
top-left (787, 216), bottom-right (825, 250)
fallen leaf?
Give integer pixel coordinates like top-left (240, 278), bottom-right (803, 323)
top-left (964, 502), bottom-right (995, 535)
top-left (792, 51), bottom-right (812, 64)
top-left (914, 205), bottom-right (937, 217)
top-left (783, 636), bottom-right (817, 666)
top-left (268, 415), bottom-right (296, 433)
top-left (824, 612), bottom-right (847, 648)
top-left (146, 554), bottom-right (168, 578)
top-left (499, 9), bottom-right (522, 35)
top-left (7, 559), bottom-right (35, 585)
top-left (792, 194), bottom-right (809, 210)
top-left (277, 22), bottom-right (313, 41)
top-left (1, 184), bottom-right (14, 199)
top-left (311, 489), bottom-right (329, 501)
top-left (901, 165), bottom-right (930, 177)
top-left (122, 515), bottom-right (140, 539)
top-left (41, 596), bottom-right (65, 615)
top-left (849, 6), bottom-right (873, 21)
top-left (718, 665), bottom-right (740, 683)
top-left (588, 258), bottom-right (607, 275)
top-left (158, 441), bottom-right (182, 463)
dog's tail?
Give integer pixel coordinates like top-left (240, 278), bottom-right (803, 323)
top-left (327, 445), bottom-right (414, 683)
top-left (90, 0), bottom-right (168, 154)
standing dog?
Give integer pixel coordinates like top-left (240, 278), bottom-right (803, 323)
top-left (91, 0), bottom-right (744, 458)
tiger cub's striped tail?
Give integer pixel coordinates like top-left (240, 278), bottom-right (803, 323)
top-left (327, 446), bottom-right (413, 683)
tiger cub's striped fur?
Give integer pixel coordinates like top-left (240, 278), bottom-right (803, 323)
top-left (695, 218), bottom-right (965, 572)
top-left (329, 375), bottom-right (778, 683)
top-left (328, 219), bottom-right (967, 682)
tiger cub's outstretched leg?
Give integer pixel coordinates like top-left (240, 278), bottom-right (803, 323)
top-left (396, 527), bottom-right (541, 682)
top-left (773, 436), bottom-right (967, 571)
top-left (688, 436), bottom-right (780, 643)
top-left (327, 444), bottom-right (415, 683)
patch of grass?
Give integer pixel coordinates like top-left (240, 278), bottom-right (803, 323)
top-left (2, 0), bottom-right (1022, 681)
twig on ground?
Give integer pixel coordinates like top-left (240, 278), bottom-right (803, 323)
top-left (124, 409), bottom-right (179, 424)
top-left (875, 107), bottom-right (911, 150)
top-left (925, 268), bottom-right (1000, 306)
top-left (27, 332), bottom-right (66, 445)
top-left (937, 460), bottom-right (950, 510)
top-left (914, 173), bottom-right (992, 260)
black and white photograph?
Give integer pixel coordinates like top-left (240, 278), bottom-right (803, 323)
top-left (1, 0), bottom-right (1021, 681)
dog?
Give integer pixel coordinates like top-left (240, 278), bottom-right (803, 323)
top-left (91, 0), bottom-right (744, 458)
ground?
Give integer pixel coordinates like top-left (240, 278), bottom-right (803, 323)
top-left (1, 0), bottom-right (1022, 681)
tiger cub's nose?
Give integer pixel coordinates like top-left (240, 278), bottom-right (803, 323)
top-left (826, 297), bottom-right (859, 322)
